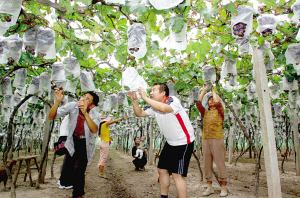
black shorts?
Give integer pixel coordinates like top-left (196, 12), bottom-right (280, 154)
top-left (157, 141), bottom-right (194, 177)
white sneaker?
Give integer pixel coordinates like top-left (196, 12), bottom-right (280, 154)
top-left (220, 191), bottom-right (228, 197)
top-left (57, 180), bottom-right (60, 186)
top-left (202, 189), bottom-right (214, 196)
top-left (64, 185), bottom-right (73, 189)
top-left (59, 185), bottom-right (73, 189)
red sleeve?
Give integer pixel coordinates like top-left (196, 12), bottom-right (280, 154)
top-left (215, 102), bottom-right (224, 119)
top-left (196, 101), bottom-right (206, 117)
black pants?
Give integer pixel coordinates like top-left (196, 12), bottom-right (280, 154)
top-left (59, 154), bottom-right (74, 187)
top-left (132, 156), bottom-right (147, 170)
top-left (60, 137), bottom-right (88, 197)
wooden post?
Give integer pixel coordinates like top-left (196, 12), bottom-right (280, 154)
top-left (252, 48), bottom-right (282, 198)
top-left (228, 125), bottom-right (235, 164)
top-left (196, 128), bottom-right (201, 159)
top-left (149, 118), bottom-right (154, 165)
top-left (38, 104), bottom-right (52, 184)
top-left (292, 110), bottom-right (300, 175)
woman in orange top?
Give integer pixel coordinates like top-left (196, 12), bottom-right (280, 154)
top-left (196, 84), bottom-right (228, 197)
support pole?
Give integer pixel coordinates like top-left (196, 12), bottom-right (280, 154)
top-left (292, 110), bottom-right (300, 175)
top-left (228, 125), bottom-right (235, 164)
top-left (149, 118), bottom-right (154, 165)
top-left (252, 48), bottom-right (282, 198)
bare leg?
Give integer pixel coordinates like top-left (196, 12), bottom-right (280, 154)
top-left (172, 173), bottom-right (187, 198)
top-left (158, 168), bottom-right (170, 196)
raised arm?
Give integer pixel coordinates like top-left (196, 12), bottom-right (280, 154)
top-left (198, 84), bottom-right (207, 102)
top-left (106, 116), bottom-right (129, 126)
top-left (78, 99), bottom-right (98, 134)
top-left (196, 85), bottom-right (207, 117)
top-left (48, 87), bottom-right (64, 120)
top-left (138, 87), bottom-right (172, 113)
top-left (128, 91), bottom-right (149, 117)
top-left (211, 85), bottom-right (220, 103)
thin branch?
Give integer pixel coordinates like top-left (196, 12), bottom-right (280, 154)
top-left (90, 61), bottom-right (122, 74)
top-left (0, 62), bottom-right (54, 84)
top-left (28, 0), bottom-right (67, 13)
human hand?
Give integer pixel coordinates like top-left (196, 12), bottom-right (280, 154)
top-left (128, 91), bottom-right (137, 101)
top-left (54, 86), bottom-right (64, 102)
top-left (138, 87), bottom-right (147, 100)
top-left (78, 98), bottom-right (88, 115)
top-left (203, 84), bottom-right (207, 91)
top-left (123, 115), bottom-right (129, 120)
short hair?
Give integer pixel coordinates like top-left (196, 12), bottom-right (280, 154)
top-left (86, 91), bottom-right (99, 106)
top-left (134, 137), bottom-right (140, 141)
top-left (153, 83), bottom-right (169, 96)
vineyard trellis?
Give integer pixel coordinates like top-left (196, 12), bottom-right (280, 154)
top-left (0, 0), bottom-right (300, 198)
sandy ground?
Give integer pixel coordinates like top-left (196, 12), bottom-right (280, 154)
top-left (1, 148), bottom-right (300, 198)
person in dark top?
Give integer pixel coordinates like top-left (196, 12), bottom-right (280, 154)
top-left (132, 137), bottom-right (147, 171)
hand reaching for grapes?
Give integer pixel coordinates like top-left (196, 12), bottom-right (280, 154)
top-left (54, 86), bottom-right (64, 103)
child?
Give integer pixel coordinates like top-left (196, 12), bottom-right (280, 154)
top-left (135, 148), bottom-right (144, 159)
top-left (140, 136), bottom-right (147, 149)
top-left (135, 136), bottom-right (147, 159)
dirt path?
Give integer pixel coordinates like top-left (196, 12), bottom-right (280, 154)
top-left (1, 148), bottom-right (300, 198)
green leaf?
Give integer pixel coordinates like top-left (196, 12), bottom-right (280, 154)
top-left (75, 0), bottom-right (92, 5)
top-left (166, 16), bottom-right (188, 33)
top-left (223, 2), bottom-right (238, 15)
top-left (199, 38), bottom-right (211, 55)
top-left (257, 0), bottom-right (276, 6)
top-left (198, 8), bottom-right (218, 21)
top-left (157, 31), bottom-right (166, 40)
top-left (258, 37), bottom-right (266, 46)
top-left (238, 77), bottom-right (249, 85)
top-left (125, 0), bottom-right (147, 16)
top-left (114, 51), bottom-right (127, 64)
top-left (192, 42), bottom-right (201, 52)
top-left (151, 41), bottom-right (159, 50)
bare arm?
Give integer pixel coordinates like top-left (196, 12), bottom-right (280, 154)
top-left (211, 85), bottom-right (220, 103)
top-left (48, 87), bottom-right (64, 120)
top-left (198, 84), bottom-right (207, 102)
top-left (106, 116), bottom-right (128, 126)
top-left (83, 112), bottom-right (98, 134)
top-left (78, 99), bottom-right (98, 134)
top-left (128, 91), bottom-right (149, 117)
top-left (139, 87), bottom-right (173, 113)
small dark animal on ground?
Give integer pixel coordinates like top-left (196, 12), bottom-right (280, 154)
top-left (0, 160), bottom-right (17, 191)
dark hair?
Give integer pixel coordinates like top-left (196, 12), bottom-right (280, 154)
top-left (87, 91), bottom-right (99, 106)
top-left (134, 137), bottom-right (140, 141)
top-left (153, 83), bottom-right (169, 96)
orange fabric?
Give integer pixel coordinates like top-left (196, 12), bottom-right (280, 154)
top-left (74, 113), bottom-right (85, 136)
top-left (196, 101), bottom-right (224, 139)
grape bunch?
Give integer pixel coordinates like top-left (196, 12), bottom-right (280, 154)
top-left (25, 46), bottom-right (35, 55)
top-left (129, 47), bottom-right (139, 54)
top-left (7, 57), bottom-right (15, 66)
top-left (0, 13), bottom-right (12, 22)
top-left (233, 22), bottom-right (247, 37)
top-left (261, 28), bottom-right (273, 37)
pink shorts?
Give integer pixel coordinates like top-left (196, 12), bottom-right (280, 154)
top-left (98, 140), bottom-right (109, 167)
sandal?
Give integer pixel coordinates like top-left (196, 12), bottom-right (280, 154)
top-left (98, 175), bottom-right (108, 179)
